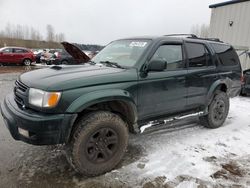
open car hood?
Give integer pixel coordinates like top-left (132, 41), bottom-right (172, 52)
top-left (61, 42), bottom-right (90, 63)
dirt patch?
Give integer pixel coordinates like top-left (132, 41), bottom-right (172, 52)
top-left (211, 161), bottom-right (244, 180)
top-left (222, 163), bottom-right (244, 177)
top-left (142, 176), bottom-right (168, 188)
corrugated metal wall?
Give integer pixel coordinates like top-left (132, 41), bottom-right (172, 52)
top-left (209, 1), bottom-right (250, 70)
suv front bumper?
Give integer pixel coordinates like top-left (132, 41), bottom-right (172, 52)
top-left (0, 94), bottom-right (77, 145)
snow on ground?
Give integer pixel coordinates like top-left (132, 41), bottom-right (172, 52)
top-left (74, 96), bottom-right (250, 187)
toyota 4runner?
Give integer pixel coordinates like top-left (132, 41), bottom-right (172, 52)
top-left (1, 35), bottom-right (242, 176)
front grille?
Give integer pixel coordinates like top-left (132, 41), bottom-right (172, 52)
top-left (15, 80), bottom-right (28, 92)
top-left (14, 80), bottom-right (29, 108)
top-left (14, 94), bottom-right (24, 106)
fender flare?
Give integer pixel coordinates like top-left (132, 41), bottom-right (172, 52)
top-left (66, 89), bottom-right (136, 113)
top-left (206, 78), bottom-right (231, 105)
top-left (66, 89), bottom-right (139, 133)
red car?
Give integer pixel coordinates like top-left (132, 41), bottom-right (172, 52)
top-left (0, 47), bottom-right (35, 66)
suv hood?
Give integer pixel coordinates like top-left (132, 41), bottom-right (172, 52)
top-left (19, 65), bottom-right (137, 91)
top-left (61, 42), bottom-right (90, 63)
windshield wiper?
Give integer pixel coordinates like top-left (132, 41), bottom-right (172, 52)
top-left (99, 61), bottom-right (125, 69)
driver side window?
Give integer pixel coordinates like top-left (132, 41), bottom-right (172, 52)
top-left (151, 44), bottom-right (183, 71)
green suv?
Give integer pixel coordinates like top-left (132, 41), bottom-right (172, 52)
top-left (1, 35), bottom-right (242, 176)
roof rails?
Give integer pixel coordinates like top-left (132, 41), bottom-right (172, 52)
top-left (197, 37), bottom-right (223, 42)
top-left (164, 34), bottom-right (223, 43)
top-left (164, 34), bottom-right (198, 38)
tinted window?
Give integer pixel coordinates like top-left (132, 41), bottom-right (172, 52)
top-left (151, 44), bottom-right (183, 70)
top-left (186, 43), bottom-right (214, 68)
top-left (14, 49), bottom-right (27, 53)
top-left (205, 48), bottom-right (213, 66)
top-left (210, 43), bottom-right (239, 66)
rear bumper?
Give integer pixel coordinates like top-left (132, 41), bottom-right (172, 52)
top-left (241, 84), bottom-right (250, 94)
top-left (0, 94), bottom-right (77, 145)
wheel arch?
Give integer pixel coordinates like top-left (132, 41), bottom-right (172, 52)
top-left (206, 80), bottom-right (229, 105)
top-left (65, 90), bottom-right (139, 142)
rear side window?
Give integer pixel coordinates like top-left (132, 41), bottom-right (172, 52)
top-left (210, 43), bottom-right (239, 66)
top-left (186, 42), bottom-right (213, 68)
top-left (14, 49), bottom-right (28, 53)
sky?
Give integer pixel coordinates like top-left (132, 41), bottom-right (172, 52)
top-left (0, 0), bottom-right (223, 45)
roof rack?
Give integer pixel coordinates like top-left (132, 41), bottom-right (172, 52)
top-left (164, 34), bottom-right (223, 43)
top-left (164, 34), bottom-right (198, 38)
top-left (197, 37), bottom-right (222, 42)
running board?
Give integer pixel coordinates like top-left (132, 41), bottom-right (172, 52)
top-left (140, 111), bottom-right (205, 133)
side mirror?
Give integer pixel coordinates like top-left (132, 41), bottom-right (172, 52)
top-left (147, 59), bottom-right (167, 72)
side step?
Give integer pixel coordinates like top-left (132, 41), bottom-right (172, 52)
top-left (140, 111), bottom-right (205, 133)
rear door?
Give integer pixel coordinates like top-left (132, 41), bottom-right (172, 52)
top-left (185, 42), bottom-right (218, 109)
top-left (138, 42), bottom-right (188, 120)
top-left (13, 48), bottom-right (26, 63)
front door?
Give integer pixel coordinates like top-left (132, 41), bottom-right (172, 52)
top-left (138, 43), bottom-right (188, 120)
top-left (0, 48), bottom-right (13, 63)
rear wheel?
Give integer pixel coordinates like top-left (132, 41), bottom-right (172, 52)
top-left (200, 91), bottom-right (229, 129)
top-left (67, 111), bottom-right (129, 176)
top-left (61, 60), bottom-right (69, 65)
top-left (23, 59), bottom-right (31, 66)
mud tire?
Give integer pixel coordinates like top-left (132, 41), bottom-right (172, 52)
top-left (67, 111), bottom-right (128, 176)
top-left (200, 91), bottom-right (229, 129)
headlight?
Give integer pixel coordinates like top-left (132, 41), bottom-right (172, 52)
top-left (29, 88), bottom-right (61, 108)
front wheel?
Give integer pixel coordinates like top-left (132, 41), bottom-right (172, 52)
top-left (67, 111), bottom-right (129, 176)
top-left (23, 59), bottom-right (31, 66)
top-left (200, 91), bottom-right (229, 129)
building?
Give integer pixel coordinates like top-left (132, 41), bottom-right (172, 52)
top-left (209, 0), bottom-right (250, 70)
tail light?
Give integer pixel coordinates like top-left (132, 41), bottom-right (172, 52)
top-left (241, 73), bottom-right (245, 84)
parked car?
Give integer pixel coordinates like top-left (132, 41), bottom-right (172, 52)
top-left (40, 44), bottom-right (90, 65)
top-left (1, 35), bottom-right (242, 177)
top-left (0, 47), bottom-right (35, 66)
top-left (51, 49), bottom-right (77, 65)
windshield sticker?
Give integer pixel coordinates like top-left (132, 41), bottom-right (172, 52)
top-left (129, 42), bottom-right (147, 47)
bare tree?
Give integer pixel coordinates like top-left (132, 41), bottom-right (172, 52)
top-left (30, 27), bottom-right (43, 41)
top-left (55, 33), bottom-right (65, 42)
top-left (46, 24), bottom-right (55, 41)
top-left (190, 24), bottom-right (209, 38)
top-left (24, 25), bottom-right (30, 39)
top-left (4, 23), bottom-right (12, 38)
top-left (15, 24), bottom-right (24, 39)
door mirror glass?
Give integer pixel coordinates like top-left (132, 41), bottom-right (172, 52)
top-left (147, 59), bottom-right (167, 72)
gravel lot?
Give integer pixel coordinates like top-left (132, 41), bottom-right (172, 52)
top-left (0, 66), bottom-right (250, 188)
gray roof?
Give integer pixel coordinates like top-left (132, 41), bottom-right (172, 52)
top-left (209, 0), bottom-right (250, 8)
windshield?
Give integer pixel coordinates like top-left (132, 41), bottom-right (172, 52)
top-left (92, 39), bottom-right (151, 67)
